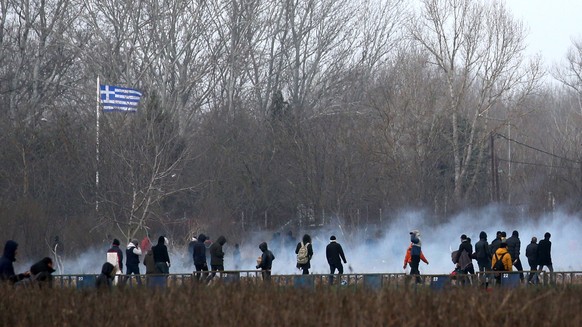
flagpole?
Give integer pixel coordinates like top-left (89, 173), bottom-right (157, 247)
top-left (96, 76), bottom-right (100, 214)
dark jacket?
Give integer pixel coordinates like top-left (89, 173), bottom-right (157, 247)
top-left (506, 234), bottom-right (521, 260)
top-left (107, 244), bottom-right (124, 273)
top-left (326, 241), bottom-right (347, 266)
top-left (209, 236), bottom-right (226, 266)
top-left (489, 237), bottom-right (502, 256)
top-left (152, 236), bottom-right (170, 264)
top-left (30, 257), bottom-right (55, 284)
top-left (0, 240), bottom-right (18, 282)
top-left (525, 241), bottom-right (538, 266)
top-left (410, 231), bottom-right (422, 256)
top-left (126, 243), bottom-right (141, 267)
top-left (257, 242), bottom-right (275, 270)
top-left (193, 234), bottom-right (208, 265)
top-left (537, 238), bottom-right (552, 265)
top-left (143, 251), bottom-right (156, 274)
top-left (96, 262), bottom-right (115, 289)
top-left (453, 239), bottom-right (473, 264)
top-left (474, 232), bottom-right (491, 262)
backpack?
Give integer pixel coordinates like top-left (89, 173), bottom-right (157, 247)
top-left (492, 253), bottom-right (507, 271)
top-left (297, 242), bottom-right (310, 265)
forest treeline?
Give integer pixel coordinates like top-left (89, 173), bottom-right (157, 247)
top-left (1, 0), bottom-right (581, 258)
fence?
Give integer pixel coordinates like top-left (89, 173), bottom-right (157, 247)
top-left (52, 270), bottom-right (582, 290)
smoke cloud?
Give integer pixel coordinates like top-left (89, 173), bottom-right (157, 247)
top-left (12, 207), bottom-right (581, 276)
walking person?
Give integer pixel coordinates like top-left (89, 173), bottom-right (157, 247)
top-left (474, 231), bottom-right (492, 287)
top-left (491, 240), bottom-right (512, 285)
top-left (326, 235), bottom-right (347, 285)
top-left (404, 230), bottom-right (429, 284)
top-left (126, 239), bottom-right (142, 286)
top-left (537, 232), bottom-right (554, 284)
top-left (206, 235), bottom-right (227, 284)
top-left (152, 236), bottom-right (170, 274)
top-left (525, 236), bottom-right (539, 284)
top-left (256, 242), bottom-right (275, 281)
top-left (506, 230), bottom-right (524, 282)
top-left (452, 234), bottom-right (474, 285)
top-left (295, 234), bottom-right (314, 275)
top-left (193, 234), bottom-right (209, 281)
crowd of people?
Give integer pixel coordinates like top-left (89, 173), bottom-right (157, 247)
top-left (0, 228), bottom-right (554, 289)
top-left (444, 230), bottom-right (554, 286)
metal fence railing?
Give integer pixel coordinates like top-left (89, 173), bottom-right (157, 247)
top-left (50, 270), bottom-right (582, 290)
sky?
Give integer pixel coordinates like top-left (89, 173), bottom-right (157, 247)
top-left (504, 0), bottom-right (582, 66)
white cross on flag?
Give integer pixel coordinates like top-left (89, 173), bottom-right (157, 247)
top-left (99, 84), bottom-right (143, 112)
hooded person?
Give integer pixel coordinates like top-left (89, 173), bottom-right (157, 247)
top-left (474, 231), bottom-right (492, 287)
top-left (256, 242), bottom-right (275, 281)
top-left (206, 235), bottom-right (227, 284)
top-left (96, 262), bottom-right (115, 289)
top-left (193, 234), bottom-right (209, 281)
top-left (0, 240), bottom-right (29, 283)
top-left (29, 257), bottom-right (56, 287)
top-left (506, 230), bottom-right (524, 282)
top-left (152, 236), bottom-right (171, 274)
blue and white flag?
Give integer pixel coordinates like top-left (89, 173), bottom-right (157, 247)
top-left (99, 84), bottom-right (143, 112)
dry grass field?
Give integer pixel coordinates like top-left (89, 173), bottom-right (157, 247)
top-left (1, 283), bottom-right (582, 327)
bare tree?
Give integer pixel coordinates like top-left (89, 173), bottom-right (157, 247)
top-left (408, 0), bottom-right (542, 205)
top-left (554, 38), bottom-right (582, 114)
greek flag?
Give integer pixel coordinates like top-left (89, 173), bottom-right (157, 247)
top-left (99, 84), bottom-right (143, 112)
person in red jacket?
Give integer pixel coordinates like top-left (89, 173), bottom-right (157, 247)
top-left (403, 235), bottom-right (429, 284)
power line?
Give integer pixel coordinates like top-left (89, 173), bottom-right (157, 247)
top-left (496, 157), bottom-right (578, 170)
top-left (496, 133), bottom-right (580, 164)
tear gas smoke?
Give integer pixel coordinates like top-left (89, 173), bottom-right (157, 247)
top-left (12, 207), bottom-right (581, 275)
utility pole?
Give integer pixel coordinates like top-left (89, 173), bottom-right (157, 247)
top-left (490, 133), bottom-right (496, 202)
top-left (490, 133), bottom-right (500, 202)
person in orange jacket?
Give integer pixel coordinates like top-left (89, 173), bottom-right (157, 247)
top-left (491, 240), bottom-right (513, 285)
top-left (403, 231), bottom-right (429, 284)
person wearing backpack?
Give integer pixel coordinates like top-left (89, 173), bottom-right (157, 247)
top-left (295, 234), bottom-right (313, 274)
top-left (452, 234), bottom-right (474, 285)
top-left (491, 240), bottom-right (512, 285)
top-left (404, 230), bottom-right (429, 284)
